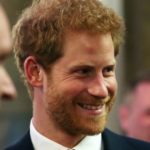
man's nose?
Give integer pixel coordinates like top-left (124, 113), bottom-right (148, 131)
top-left (0, 66), bottom-right (17, 100)
top-left (87, 75), bottom-right (108, 98)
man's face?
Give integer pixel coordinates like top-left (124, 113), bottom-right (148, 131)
top-left (44, 31), bottom-right (117, 136)
top-left (125, 82), bottom-right (150, 142)
top-left (0, 6), bottom-right (16, 100)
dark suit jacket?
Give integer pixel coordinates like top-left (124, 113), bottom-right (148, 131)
top-left (5, 128), bottom-right (150, 150)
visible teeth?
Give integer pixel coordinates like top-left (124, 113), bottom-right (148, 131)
top-left (81, 104), bottom-right (103, 110)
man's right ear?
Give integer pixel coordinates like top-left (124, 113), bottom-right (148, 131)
top-left (24, 56), bottom-right (44, 87)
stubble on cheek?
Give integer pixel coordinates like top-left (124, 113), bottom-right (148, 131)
top-left (46, 94), bottom-right (115, 136)
top-left (45, 77), bottom-right (116, 136)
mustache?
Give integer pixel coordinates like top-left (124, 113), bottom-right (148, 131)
top-left (75, 93), bottom-right (113, 105)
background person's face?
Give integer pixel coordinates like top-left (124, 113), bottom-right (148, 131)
top-left (43, 31), bottom-right (117, 136)
top-left (125, 82), bottom-right (150, 142)
top-left (0, 65), bottom-right (16, 100)
top-left (0, 6), bottom-right (16, 100)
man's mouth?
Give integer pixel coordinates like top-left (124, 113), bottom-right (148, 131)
top-left (78, 103), bottom-right (104, 110)
top-left (76, 102), bottom-right (106, 116)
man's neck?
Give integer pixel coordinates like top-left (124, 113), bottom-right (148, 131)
top-left (30, 121), bottom-right (102, 150)
top-left (32, 116), bottom-right (85, 148)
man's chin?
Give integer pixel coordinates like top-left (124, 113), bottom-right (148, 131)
top-left (78, 116), bottom-right (107, 135)
top-left (86, 126), bottom-right (105, 135)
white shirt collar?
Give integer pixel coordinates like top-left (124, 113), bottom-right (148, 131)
top-left (30, 121), bottom-right (102, 150)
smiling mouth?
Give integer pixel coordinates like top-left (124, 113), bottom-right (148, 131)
top-left (78, 103), bottom-right (104, 110)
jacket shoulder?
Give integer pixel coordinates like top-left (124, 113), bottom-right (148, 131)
top-left (5, 131), bottom-right (34, 150)
top-left (102, 128), bottom-right (150, 150)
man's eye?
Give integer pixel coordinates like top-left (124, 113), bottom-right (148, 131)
top-left (103, 65), bottom-right (115, 76)
top-left (75, 67), bottom-right (94, 77)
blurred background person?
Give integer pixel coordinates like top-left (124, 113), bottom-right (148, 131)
top-left (0, 4), bottom-right (16, 100)
top-left (119, 71), bottom-right (150, 142)
top-left (0, 3), bottom-right (17, 148)
top-left (0, 1), bottom-right (33, 149)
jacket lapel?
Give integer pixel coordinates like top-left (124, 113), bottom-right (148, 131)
top-left (102, 129), bottom-right (132, 150)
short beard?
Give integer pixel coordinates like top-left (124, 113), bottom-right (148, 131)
top-left (46, 89), bottom-right (115, 137)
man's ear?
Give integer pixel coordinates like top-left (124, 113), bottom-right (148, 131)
top-left (24, 56), bottom-right (44, 87)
